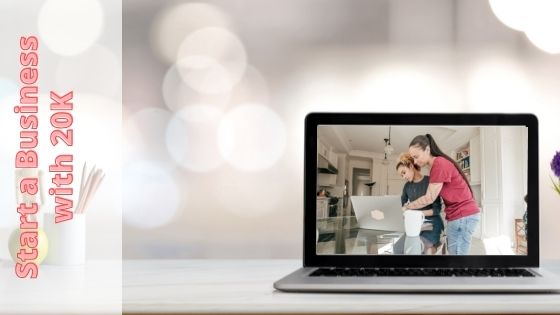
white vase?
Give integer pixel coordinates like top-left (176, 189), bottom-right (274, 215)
top-left (43, 212), bottom-right (86, 265)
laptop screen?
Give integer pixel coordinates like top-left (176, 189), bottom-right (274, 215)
top-left (316, 125), bottom-right (528, 256)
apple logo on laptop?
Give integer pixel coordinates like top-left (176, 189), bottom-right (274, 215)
top-left (370, 209), bottom-right (384, 221)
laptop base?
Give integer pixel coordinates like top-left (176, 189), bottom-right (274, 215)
top-left (274, 267), bottom-right (560, 293)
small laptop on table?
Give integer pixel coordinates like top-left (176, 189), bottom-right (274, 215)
top-left (274, 112), bottom-right (560, 293)
top-left (351, 195), bottom-right (405, 232)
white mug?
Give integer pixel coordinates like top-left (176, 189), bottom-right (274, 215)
top-left (403, 210), bottom-right (424, 237)
top-left (43, 212), bottom-right (86, 265)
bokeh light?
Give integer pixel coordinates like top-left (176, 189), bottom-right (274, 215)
top-left (55, 45), bottom-right (121, 97)
top-left (123, 161), bottom-right (181, 229)
top-left (66, 94), bottom-right (121, 168)
top-left (228, 65), bottom-right (271, 106)
top-left (489, 0), bottom-right (560, 54)
top-left (523, 1), bottom-right (560, 54)
top-left (38, 0), bottom-right (104, 56)
top-left (217, 104), bottom-right (286, 172)
top-left (165, 105), bottom-right (224, 172)
top-left (488, 0), bottom-right (528, 31)
top-left (122, 107), bottom-right (174, 166)
top-left (150, 2), bottom-right (232, 64)
top-left (176, 27), bottom-right (247, 94)
top-left (161, 63), bottom-right (230, 112)
top-left (161, 63), bottom-right (269, 113)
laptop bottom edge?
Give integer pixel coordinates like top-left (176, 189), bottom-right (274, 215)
top-left (273, 267), bottom-right (560, 293)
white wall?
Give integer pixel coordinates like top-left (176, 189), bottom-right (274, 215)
top-left (499, 127), bottom-right (527, 244)
top-left (478, 126), bottom-right (527, 246)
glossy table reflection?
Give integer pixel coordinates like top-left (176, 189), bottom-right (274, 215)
top-left (317, 216), bottom-right (427, 255)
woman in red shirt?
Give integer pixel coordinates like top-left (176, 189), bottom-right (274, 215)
top-left (405, 134), bottom-right (480, 255)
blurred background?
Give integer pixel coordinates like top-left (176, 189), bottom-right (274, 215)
top-left (122, 0), bottom-right (560, 259)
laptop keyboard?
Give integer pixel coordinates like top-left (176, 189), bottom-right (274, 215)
top-left (309, 267), bottom-right (535, 277)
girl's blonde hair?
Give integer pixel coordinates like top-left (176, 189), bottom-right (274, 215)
top-left (395, 152), bottom-right (420, 172)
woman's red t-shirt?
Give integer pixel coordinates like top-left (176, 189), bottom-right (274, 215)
top-left (429, 156), bottom-right (480, 221)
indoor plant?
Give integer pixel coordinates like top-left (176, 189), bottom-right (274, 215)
top-left (552, 151), bottom-right (560, 196)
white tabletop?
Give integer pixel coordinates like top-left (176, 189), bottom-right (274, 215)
top-left (123, 259), bottom-right (560, 314)
top-left (0, 259), bottom-right (122, 314)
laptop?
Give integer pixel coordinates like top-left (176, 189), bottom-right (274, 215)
top-left (351, 195), bottom-right (405, 232)
top-left (274, 112), bottom-right (560, 293)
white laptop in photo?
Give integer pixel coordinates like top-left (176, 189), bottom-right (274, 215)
top-left (351, 195), bottom-right (404, 232)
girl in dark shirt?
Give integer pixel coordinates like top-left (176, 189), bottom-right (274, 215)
top-left (396, 153), bottom-right (444, 255)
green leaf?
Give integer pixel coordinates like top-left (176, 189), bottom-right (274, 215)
top-left (552, 176), bottom-right (560, 195)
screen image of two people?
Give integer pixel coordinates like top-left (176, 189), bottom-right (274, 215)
top-left (397, 134), bottom-right (481, 256)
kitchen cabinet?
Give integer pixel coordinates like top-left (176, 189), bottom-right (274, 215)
top-left (317, 139), bottom-right (338, 168)
top-left (316, 198), bottom-right (329, 218)
top-left (317, 140), bottom-right (329, 160)
top-left (328, 151), bottom-right (338, 168)
top-left (318, 173), bottom-right (336, 187)
top-left (317, 139), bottom-right (338, 187)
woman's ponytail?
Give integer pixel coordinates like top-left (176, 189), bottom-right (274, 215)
top-left (410, 134), bottom-right (473, 197)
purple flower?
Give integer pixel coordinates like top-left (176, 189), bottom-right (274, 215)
top-left (552, 151), bottom-right (560, 178)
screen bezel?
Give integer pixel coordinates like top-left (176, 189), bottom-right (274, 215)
top-left (304, 113), bottom-right (539, 268)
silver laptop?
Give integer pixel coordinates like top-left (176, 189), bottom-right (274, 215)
top-left (351, 195), bottom-right (405, 232)
top-left (274, 112), bottom-right (560, 293)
